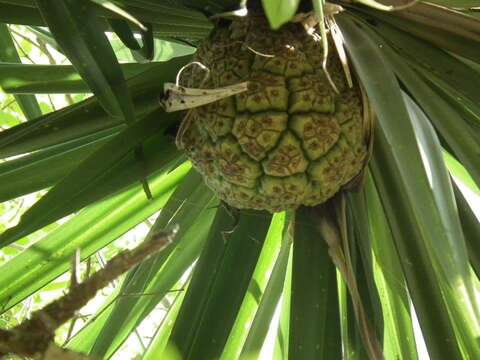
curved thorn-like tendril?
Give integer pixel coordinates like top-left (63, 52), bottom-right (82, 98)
top-left (176, 61), bottom-right (210, 87)
top-left (212, 40), bottom-right (275, 58)
top-left (355, 0), bottom-right (420, 12)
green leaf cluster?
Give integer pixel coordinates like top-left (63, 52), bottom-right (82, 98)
top-left (0, 1), bottom-right (480, 359)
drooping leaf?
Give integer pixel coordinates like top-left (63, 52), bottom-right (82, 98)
top-left (351, 5), bottom-right (480, 63)
top-left (350, 176), bottom-right (418, 360)
top-left (370, 22), bottom-right (480, 189)
top-left (168, 207), bottom-right (272, 359)
top-left (288, 206), bottom-right (342, 360)
top-left (240, 214), bottom-right (292, 357)
top-left (108, 19), bottom-right (154, 61)
top-left (89, 0), bottom-right (147, 31)
top-left (272, 245), bottom-right (292, 360)
top-left (339, 13), bottom-right (480, 359)
top-left (222, 212), bottom-right (287, 359)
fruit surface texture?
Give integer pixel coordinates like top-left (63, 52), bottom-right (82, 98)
top-left (178, 16), bottom-right (368, 212)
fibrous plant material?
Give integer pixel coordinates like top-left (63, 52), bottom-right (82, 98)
top-left (0, 227), bottom-right (177, 359)
top-left (177, 15), bottom-right (370, 212)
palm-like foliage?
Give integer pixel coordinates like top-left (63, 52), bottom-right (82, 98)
top-left (0, 0), bottom-right (480, 359)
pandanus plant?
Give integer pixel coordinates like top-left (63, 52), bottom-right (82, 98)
top-left (0, 0), bottom-right (480, 359)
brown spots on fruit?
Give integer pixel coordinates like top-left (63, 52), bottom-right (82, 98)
top-left (248, 123), bottom-right (260, 134)
top-left (263, 132), bottom-right (308, 176)
top-left (290, 114), bottom-right (341, 160)
top-left (249, 82), bottom-right (260, 91)
top-left (233, 113), bottom-right (287, 160)
top-left (309, 141), bottom-right (320, 150)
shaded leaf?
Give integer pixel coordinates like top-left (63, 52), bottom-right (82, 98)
top-left (0, 55), bottom-right (191, 158)
top-left (169, 207), bottom-right (272, 359)
top-left (338, 13), bottom-right (479, 358)
top-left (288, 206), bottom-right (342, 359)
top-left (0, 110), bottom-right (182, 246)
top-left (222, 212), bottom-right (287, 359)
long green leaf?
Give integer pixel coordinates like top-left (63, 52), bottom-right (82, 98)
top-left (240, 216), bottom-right (292, 357)
top-left (0, 55), bottom-right (191, 158)
top-left (273, 249), bottom-right (292, 360)
top-left (0, 0), bottom-right (212, 42)
top-left (221, 212), bottom-right (287, 359)
top-left (369, 19), bottom-right (480, 127)
top-left (87, 172), bottom-right (217, 358)
top-left (344, 198), bottom-right (384, 341)
top-left (142, 283), bottom-right (188, 360)
top-left (90, 0), bottom-right (147, 31)
top-left (424, 1), bottom-right (480, 8)
top-left (108, 19), bottom-right (154, 61)
top-left (350, 176), bottom-right (418, 360)
top-left (337, 270), bottom-right (368, 360)
top-left (0, 63), bottom-right (161, 94)
top-left (444, 151), bottom-right (480, 196)
top-left (370, 23), bottom-right (480, 189)
top-left (0, 3), bottom-right (44, 26)
top-left (67, 192), bottom-right (216, 356)
top-left (169, 207), bottom-right (272, 359)
top-left (0, 128), bottom-right (116, 202)
top-left (339, 13), bottom-right (480, 359)
top-left (288, 206), bottom-right (342, 360)
top-left (0, 110), bottom-right (182, 246)
top-left (0, 163), bottom-right (188, 312)
top-left (351, 6), bottom-right (480, 63)
top-left (454, 184), bottom-right (480, 279)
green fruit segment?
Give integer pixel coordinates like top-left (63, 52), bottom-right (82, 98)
top-left (290, 113), bottom-right (340, 160)
top-left (178, 16), bottom-right (368, 212)
top-left (288, 75), bottom-right (336, 114)
top-left (233, 111), bottom-right (288, 161)
top-left (262, 131), bottom-right (309, 177)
